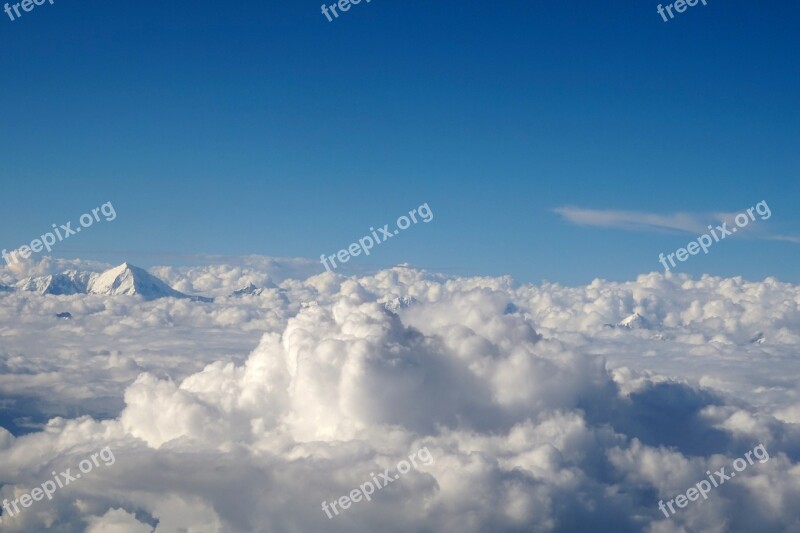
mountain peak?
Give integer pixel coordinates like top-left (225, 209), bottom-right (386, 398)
top-left (383, 296), bottom-right (417, 313)
top-left (232, 283), bottom-right (263, 297)
top-left (618, 312), bottom-right (650, 330)
top-left (15, 270), bottom-right (93, 295)
top-left (87, 263), bottom-right (212, 302)
top-left (11, 263), bottom-right (213, 302)
top-left (87, 263), bottom-right (181, 300)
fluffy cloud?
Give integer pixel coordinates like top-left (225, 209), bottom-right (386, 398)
top-left (0, 260), bottom-right (798, 531)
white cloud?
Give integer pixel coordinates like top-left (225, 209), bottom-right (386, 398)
top-left (554, 206), bottom-right (708, 233)
top-left (85, 508), bottom-right (154, 533)
top-left (0, 262), bottom-right (799, 531)
top-left (554, 206), bottom-right (800, 243)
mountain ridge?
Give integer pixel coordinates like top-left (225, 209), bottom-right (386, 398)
top-left (14, 263), bottom-right (212, 302)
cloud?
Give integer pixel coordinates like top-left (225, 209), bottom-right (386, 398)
top-left (767, 234), bottom-right (800, 244)
top-left (554, 206), bottom-right (800, 243)
top-left (85, 508), bottom-right (154, 533)
top-left (0, 263), bottom-right (799, 531)
top-left (554, 206), bottom-right (708, 234)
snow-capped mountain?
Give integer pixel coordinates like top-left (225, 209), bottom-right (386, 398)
top-left (617, 312), bottom-right (650, 329)
top-left (232, 283), bottom-right (264, 297)
top-left (87, 262), bottom-right (179, 299)
top-left (88, 263), bottom-right (211, 301)
top-left (14, 263), bottom-right (212, 302)
top-left (605, 312), bottom-right (652, 330)
top-left (16, 270), bottom-right (94, 296)
top-left (383, 296), bottom-right (417, 313)
top-left (230, 280), bottom-right (280, 298)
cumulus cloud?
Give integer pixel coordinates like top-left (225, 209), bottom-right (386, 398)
top-left (1, 262), bottom-right (799, 531)
top-left (85, 508), bottom-right (154, 533)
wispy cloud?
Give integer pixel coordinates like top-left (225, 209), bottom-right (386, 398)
top-left (554, 206), bottom-right (800, 243)
top-left (553, 207), bottom-right (707, 234)
top-left (768, 234), bottom-right (800, 244)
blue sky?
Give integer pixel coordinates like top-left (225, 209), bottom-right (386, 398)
top-left (1, 0), bottom-right (798, 285)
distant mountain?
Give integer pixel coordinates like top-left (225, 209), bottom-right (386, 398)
top-left (384, 296), bottom-right (416, 314)
top-left (15, 263), bottom-right (212, 302)
top-left (16, 270), bottom-right (93, 295)
top-left (605, 312), bottom-right (652, 330)
top-left (232, 283), bottom-right (263, 297)
top-left (88, 263), bottom-right (212, 302)
top-left (618, 312), bottom-right (650, 329)
top-left (230, 280), bottom-right (279, 297)
top-left (87, 263), bottom-right (179, 299)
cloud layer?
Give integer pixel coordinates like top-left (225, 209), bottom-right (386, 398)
top-left (1, 260), bottom-right (799, 531)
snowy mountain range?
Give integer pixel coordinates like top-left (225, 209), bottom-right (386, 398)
top-left (383, 296), bottom-right (417, 313)
top-left (16, 270), bottom-right (94, 295)
top-left (230, 280), bottom-right (277, 297)
top-left (13, 263), bottom-right (212, 302)
top-left (231, 283), bottom-right (265, 297)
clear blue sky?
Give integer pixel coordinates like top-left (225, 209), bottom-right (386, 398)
top-left (1, 0), bottom-right (798, 284)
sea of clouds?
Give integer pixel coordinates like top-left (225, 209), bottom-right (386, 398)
top-left (0, 258), bottom-right (798, 532)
